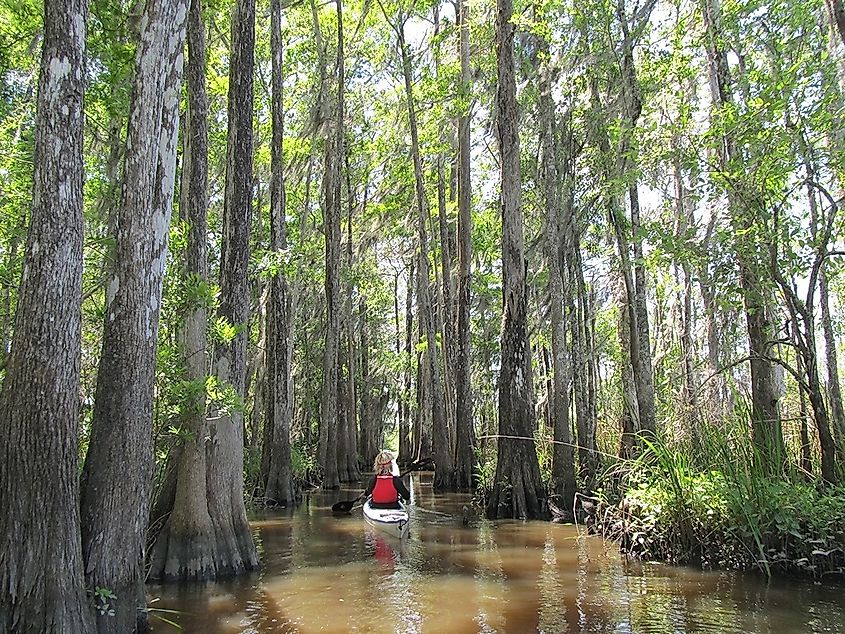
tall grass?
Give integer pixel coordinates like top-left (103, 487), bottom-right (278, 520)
top-left (592, 423), bottom-right (845, 578)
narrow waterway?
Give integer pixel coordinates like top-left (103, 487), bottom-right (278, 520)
top-left (148, 473), bottom-right (845, 633)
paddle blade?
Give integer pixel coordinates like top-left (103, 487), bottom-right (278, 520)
top-left (332, 495), bottom-right (363, 513)
top-left (332, 498), bottom-right (357, 513)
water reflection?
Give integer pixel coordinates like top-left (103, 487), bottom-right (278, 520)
top-left (148, 474), bottom-right (845, 633)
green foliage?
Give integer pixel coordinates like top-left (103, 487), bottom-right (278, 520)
top-left (243, 445), bottom-right (262, 499)
top-left (206, 375), bottom-right (245, 417)
top-left (92, 586), bottom-right (117, 617)
top-left (594, 432), bottom-right (845, 577)
top-left (473, 442), bottom-right (497, 501)
top-left (292, 442), bottom-right (317, 479)
top-left (210, 316), bottom-right (244, 346)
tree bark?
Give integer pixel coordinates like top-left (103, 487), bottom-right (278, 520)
top-left (801, 135), bottom-right (845, 462)
top-left (342, 206), bottom-right (361, 481)
top-left (0, 1), bottom-right (93, 629)
top-left (453, 0), bottom-right (476, 491)
top-left (486, 0), bottom-right (545, 519)
top-left (617, 274), bottom-right (638, 459)
top-left (148, 0), bottom-right (217, 583)
top-left (80, 1), bottom-right (187, 630)
top-left (824, 0), bottom-right (845, 50)
top-left (537, 47), bottom-right (576, 508)
top-left (400, 261), bottom-right (414, 464)
top-left (572, 248), bottom-right (599, 483)
top-left (433, 6), bottom-right (457, 455)
top-left (206, 0), bottom-right (259, 574)
top-left (615, 0), bottom-right (657, 439)
top-left (263, 0), bottom-right (295, 506)
top-left (672, 150), bottom-right (698, 421)
top-left (318, 13), bottom-right (343, 489)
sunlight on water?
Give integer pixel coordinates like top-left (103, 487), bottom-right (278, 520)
top-left (148, 474), bottom-right (845, 633)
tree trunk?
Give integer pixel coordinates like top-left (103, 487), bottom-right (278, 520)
top-left (486, 0), bottom-right (545, 520)
top-left (206, 0), bottom-right (259, 575)
top-left (453, 0), bottom-right (475, 490)
top-left (801, 135), bottom-right (845, 462)
top-left (617, 274), bottom-right (639, 460)
top-left (537, 49), bottom-right (576, 508)
top-left (0, 1), bottom-right (93, 629)
top-left (339, 120), bottom-right (361, 482)
top-left (433, 6), bottom-right (457, 455)
top-left (400, 262), bottom-right (414, 464)
top-left (628, 182), bottom-right (656, 437)
top-left (795, 330), bottom-right (813, 474)
top-left (148, 0), bottom-right (218, 582)
top-left (824, 0), bottom-right (845, 50)
top-left (397, 20), bottom-right (452, 489)
top-left (672, 151), bottom-right (698, 421)
top-left (318, 25), bottom-right (343, 489)
top-left (573, 248), bottom-right (599, 483)
top-left (345, 318), bottom-right (361, 478)
top-left (801, 337), bottom-right (838, 482)
top-left (80, 1), bottom-right (187, 629)
top-left (615, 0), bottom-right (657, 440)
top-left (264, 0), bottom-right (295, 506)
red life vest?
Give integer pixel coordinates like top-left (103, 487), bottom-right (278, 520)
top-left (372, 474), bottom-right (398, 504)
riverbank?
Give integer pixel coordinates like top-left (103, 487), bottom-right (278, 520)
top-left (588, 465), bottom-right (845, 579)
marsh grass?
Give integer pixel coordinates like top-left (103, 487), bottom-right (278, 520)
top-left (592, 423), bottom-right (845, 578)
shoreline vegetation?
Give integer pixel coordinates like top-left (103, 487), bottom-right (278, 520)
top-left (585, 435), bottom-right (845, 581)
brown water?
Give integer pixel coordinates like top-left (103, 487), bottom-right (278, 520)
top-left (148, 473), bottom-right (845, 633)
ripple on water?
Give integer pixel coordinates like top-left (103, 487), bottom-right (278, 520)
top-left (148, 476), bottom-right (845, 633)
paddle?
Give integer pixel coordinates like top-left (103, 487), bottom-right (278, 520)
top-left (331, 466), bottom-right (418, 514)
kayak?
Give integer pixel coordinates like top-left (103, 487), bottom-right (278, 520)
top-left (363, 499), bottom-right (410, 539)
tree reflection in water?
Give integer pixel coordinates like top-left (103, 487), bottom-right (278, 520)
top-left (147, 474), bottom-right (845, 633)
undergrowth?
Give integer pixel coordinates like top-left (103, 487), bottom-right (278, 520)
top-left (591, 434), bottom-right (845, 579)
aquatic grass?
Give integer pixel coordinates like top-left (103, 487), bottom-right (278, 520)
top-left (145, 598), bottom-right (185, 630)
top-left (591, 427), bottom-right (845, 578)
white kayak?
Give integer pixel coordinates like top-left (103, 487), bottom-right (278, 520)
top-left (363, 499), bottom-right (410, 539)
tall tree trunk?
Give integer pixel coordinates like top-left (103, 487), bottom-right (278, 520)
top-left (397, 18), bottom-right (452, 488)
top-left (573, 248), bottom-right (599, 483)
top-left (824, 0), bottom-right (845, 51)
top-left (0, 1), bottom-right (93, 629)
top-left (537, 48), bottom-right (575, 508)
top-left (628, 182), bottom-right (656, 437)
top-left (800, 134), bottom-right (845, 462)
top-left (345, 314), bottom-right (361, 478)
top-left (616, 0), bottom-right (657, 439)
top-left (433, 6), bottom-right (457, 453)
top-left (672, 151), bottom-right (698, 421)
top-left (341, 172), bottom-right (361, 479)
top-left (486, 0), bottom-right (545, 519)
top-left (400, 262), bottom-right (414, 464)
top-left (586, 61), bottom-right (646, 452)
top-left (617, 272), bottom-right (639, 459)
top-left (453, 0), bottom-right (475, 490)
top-left (80, 1), bottom-right (187, 630)
top-left (148, 0), bottom-right (217, 582)
top-left (206, 0), bottom-right (259, 574)
top-left (795, 326), bottom-right (813, 474)
top-left (264, 0), bottom-right (294, 505)
top-left (318, 8), bottom-right (343, 488)
top-left (819, 268), bottom-right (845, 458)
top-left (701, 0), bottom-right (784, 473)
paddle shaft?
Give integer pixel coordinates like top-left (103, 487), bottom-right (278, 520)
top-left (332, 467), bottom-right (416, 512)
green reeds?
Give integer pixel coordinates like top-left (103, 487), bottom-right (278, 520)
top-left (592, 421), bottom-right (845, 578)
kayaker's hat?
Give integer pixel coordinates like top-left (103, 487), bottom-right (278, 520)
top-left (374, 450), bottom-right (394, 473)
